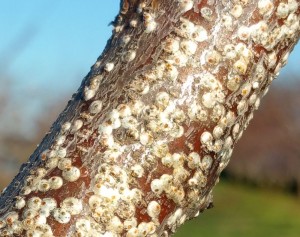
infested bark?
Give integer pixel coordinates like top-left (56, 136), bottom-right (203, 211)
top-left (0, 0), bottom-right (299, 236)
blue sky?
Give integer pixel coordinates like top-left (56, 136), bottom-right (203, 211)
top-left (0, 1), bottom-right (299, 136)
top-left (0, 0), bottom-right (119, 96)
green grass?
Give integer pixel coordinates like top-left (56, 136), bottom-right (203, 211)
top-left (174, 181), bottom-right (300, 237)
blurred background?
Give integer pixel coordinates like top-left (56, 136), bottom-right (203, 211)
top-left (0, 1), bottom-right (299, 236)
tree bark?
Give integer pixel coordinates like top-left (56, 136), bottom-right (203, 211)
top-left (0, 0), bottom-right (299, 236)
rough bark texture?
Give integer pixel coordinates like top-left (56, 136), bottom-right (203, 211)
top-left (0, 0), bottom-right (299, 236)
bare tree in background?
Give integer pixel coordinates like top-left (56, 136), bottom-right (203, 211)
top-left (0, 1), bottom-right (299, 236)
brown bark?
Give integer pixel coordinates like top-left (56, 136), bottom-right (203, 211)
top-left (0, 0), bottom-right (299, 236)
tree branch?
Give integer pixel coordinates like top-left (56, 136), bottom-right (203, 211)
top-left (0, 0), bottom-right (299, 236)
